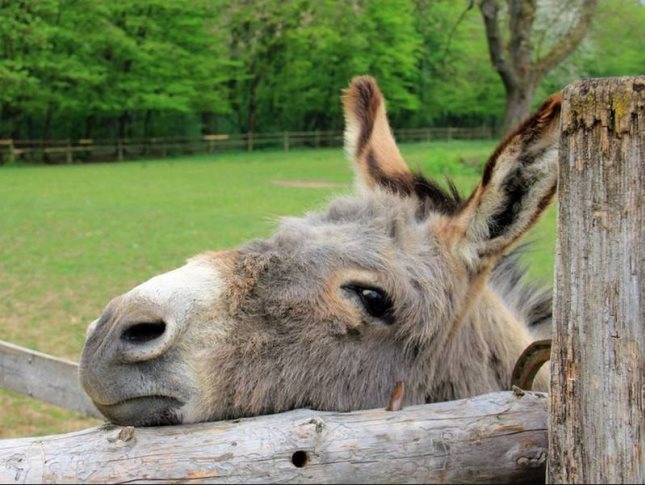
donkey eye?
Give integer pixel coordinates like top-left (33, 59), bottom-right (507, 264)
top-left (343, 285), bottom-right (394, 324)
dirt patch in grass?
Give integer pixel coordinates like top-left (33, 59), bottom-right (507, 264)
top-left (272, 179), bottom-right (348, 189)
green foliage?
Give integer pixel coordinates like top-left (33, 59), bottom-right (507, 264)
top-left (0, 0), bottom-right (231, 138)
top-left (222, 0), bottom-right (421, 132)
top-left (0, 0), bottom-right (641, 143)
top-left (407, 1), bottom-right (504, 127)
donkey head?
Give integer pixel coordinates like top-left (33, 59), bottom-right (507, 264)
top-left (80, 77), bottom-right (560, 426)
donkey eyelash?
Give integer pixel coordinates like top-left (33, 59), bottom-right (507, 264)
top-left (341, 284), bottom-right (395, 325)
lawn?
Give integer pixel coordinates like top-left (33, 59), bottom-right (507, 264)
top-left (0, 140), bottom-right (557, 438)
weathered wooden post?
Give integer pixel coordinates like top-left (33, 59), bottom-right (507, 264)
top-left (8, 139), bottom-right (16, 164)
top-left (549, 77), bottom-right (644, 483)
top-left (65, 139), bottom-right (73, 164)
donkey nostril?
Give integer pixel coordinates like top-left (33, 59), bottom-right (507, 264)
top-left (120, 321), bottom-right (166, 344)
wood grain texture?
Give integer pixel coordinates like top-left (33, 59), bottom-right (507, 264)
top-left (0, 391), bottom-right (548, 484)
top-left (0, 340), bottom-right (101, 419)
top-left (548, 76), bottom-right (645, 483)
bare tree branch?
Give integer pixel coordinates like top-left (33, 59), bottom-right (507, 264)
top-left (440, 0), bottom-right (475, 65)
top-left (479, 0), bottom-right (518, 91)
top-left (508, 0), bottom-right (537, 81)
top-left (534, 0), bottom-right (597, 76)
top-left (533, 0), bottom-right (576, 61)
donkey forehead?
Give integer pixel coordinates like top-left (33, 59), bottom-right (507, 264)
top-left (247, 193), bottom-right (447, 276)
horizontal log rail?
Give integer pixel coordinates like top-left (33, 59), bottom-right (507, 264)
top-left (0, 342), bottom-right (546, 483)
top-left (0, 390), bottom-right (547, 484)
top-left (0, 340), bottom-right (100, 419)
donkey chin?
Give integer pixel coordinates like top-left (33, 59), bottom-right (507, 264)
top-left (80, 346), bottom-right (201, 426)
top-left (80, 331), bottom-right (197, 426)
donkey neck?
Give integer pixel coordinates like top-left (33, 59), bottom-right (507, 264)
top-left (414, 283), bottom-right (541, 403)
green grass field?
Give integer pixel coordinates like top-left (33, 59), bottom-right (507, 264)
top-left (0, 140), bottom-right (557, 438)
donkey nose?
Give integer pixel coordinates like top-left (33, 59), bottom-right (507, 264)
top-left (118, 319), bottom-right (177, 363)
top-left (120, 321), bottom-right (166, 344)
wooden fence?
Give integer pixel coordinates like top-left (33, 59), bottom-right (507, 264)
top-left (0, 77), bottom-right (642, 483)
top-left (0, 126), bottom-right (493, 164)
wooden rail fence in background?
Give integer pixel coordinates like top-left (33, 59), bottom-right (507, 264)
top-left (0, 126), bottom-right (493, 164)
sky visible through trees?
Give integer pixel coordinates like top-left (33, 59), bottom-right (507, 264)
top-left (0, 0), bottom-right (643, 142)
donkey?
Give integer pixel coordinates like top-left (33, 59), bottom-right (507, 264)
top-left (80, 77), bottom-right (560, 426)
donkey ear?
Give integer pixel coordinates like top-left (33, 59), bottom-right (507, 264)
top-left (342, 76), bottom-right (411, 191)
top-left (450, 93), bottom-right (562, 273)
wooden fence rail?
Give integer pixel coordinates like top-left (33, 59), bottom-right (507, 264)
top-left (0, 126), bottom-right (493, 164)
top-left (0, 390), bottom-right (548, 484)
top-left (0, 340), bottom-right (100, 419)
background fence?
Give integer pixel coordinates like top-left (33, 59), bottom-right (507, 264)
top-left (0, 126), bottom-right (493, 164)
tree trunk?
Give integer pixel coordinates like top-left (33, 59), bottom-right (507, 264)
top-left (479, 0), bottom-right (598, 136)
top-left (502, 81), bottom-right (536, 134)
top-left (83, 115), bottom-right (94, 139)
top-left (143, 110), bottom-right (153, 139)
top-left (0, 391), bottom-right (548, 484)
top-left (41, 103), bottom-right (54, 164)
top-left (117, 112), bottom-right (130, 139)
top-left (548, 76), bottom-right (645, 483)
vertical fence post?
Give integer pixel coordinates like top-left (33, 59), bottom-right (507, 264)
top-left (283, 131), bottom-right (289, 152)
top-left (548, 76), bottom-right (645, 483)
top-left (66, 139), bottom-right (73, 164)
top-left (8, 139), bottom-right (16, 164)
top-left (117, 139), bottom-right (124, 162)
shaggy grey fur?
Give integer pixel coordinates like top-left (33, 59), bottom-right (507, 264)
top-left (79, 77), bottom-right (560, 426)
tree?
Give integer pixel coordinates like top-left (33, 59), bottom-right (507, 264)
top-left (538, 0), bottom-right (645, 100)
top-left (220, 0), bottom-right (420, 134)
top-left (409, 1), bottom-right (504, 129)
top-left (478, 0), bottom-right (598, 134)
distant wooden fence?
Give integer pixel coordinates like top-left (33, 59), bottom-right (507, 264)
top-left (0, 126), bottom-right (493, 164)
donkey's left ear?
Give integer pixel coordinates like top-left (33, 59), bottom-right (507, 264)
top-left (342, 76), bottom-right (411, 191)
top-left (450, 93), bottom-right (562, 273)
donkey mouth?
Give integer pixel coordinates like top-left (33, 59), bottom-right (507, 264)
top-left (95, 396), bottom-right (184, 426)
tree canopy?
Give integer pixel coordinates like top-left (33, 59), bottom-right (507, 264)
top-left (0, 0), bottom-right (642, 141)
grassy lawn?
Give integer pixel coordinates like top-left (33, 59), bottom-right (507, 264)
top-left (0, 140), bottom-right (557, 438)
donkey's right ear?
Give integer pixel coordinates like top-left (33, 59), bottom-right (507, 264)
top-left (448, 93), bottom-right (562, 274)
top-left (342, 76), bottom-right (411, 192)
